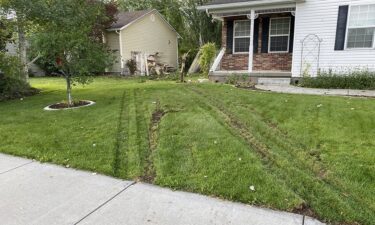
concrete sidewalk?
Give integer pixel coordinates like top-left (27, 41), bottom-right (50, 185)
top-left (256, 85), bottom-right (375, 97)
top-left (0, 153), bottom-right (324, 225)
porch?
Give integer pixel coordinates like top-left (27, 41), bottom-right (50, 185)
top-left (205, 3), bottom-right (297, 84)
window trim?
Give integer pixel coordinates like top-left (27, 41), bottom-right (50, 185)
top-left (268, 17), bottom-right (291, 53)
top-left (345, 4), bottom-right (375, 50)
top-left (233, 19), bottom-right (251, 54)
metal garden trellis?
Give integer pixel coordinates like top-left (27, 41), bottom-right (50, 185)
top-left (300, 34), bottom-right (323, 76)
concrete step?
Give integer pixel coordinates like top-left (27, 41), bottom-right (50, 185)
top-left (257, 78), bottom-right (291, 86)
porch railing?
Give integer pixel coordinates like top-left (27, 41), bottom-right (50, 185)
top-left (210, 47), bottom-right (226, 73)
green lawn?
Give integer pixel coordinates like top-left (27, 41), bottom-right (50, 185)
top-left (0, 77), bottom-right (374, 225)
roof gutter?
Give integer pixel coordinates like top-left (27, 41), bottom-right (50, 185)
top-left (197, 0), bottom-right (305, 10)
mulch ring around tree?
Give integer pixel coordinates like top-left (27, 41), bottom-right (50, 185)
top-left (44, 100), bottom-right (96, 111)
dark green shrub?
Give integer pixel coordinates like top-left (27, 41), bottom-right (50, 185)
top-left (300, 70), bottom-right (375, 90)
top-left (0, 53), bottom-right (22, 79)
top-left (0, 53), bottom-right (39, 101)
top-left (126, 59), bottom-right (137, 75)
top-left (0, 75), bottom-right (39, 101)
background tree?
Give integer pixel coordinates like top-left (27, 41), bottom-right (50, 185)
top-left (30, 0), bottom-right (115, 105)
top-left (0, 13), bottom-right (14, 51)
top-left (0, 8), bottom-right (37, 101)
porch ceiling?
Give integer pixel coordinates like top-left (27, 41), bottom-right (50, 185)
top-left (211, 7), bottom-right (295, 18)
top-left (198, 0), bottom-right (304, 11)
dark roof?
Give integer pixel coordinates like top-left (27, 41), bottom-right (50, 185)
top-left (108, 10), bottom-right (153, 30)
top-left (204, 0), bottom-right (258, 5)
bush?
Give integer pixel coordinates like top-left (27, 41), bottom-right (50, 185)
top-left (199, 43), bottom-right (216, 76)
top-left (148, 72), bottom-right (180, 81)
top-left (300, 70), bottom-right (375, 90)
top-left (126, 59), bottom-right (137, 75)
top-left (0, 52), bottom-right (22, 79)
top-left (0, 53), bottom-right (39, 101)
top-left (226, 74), bottom-right (241, 85)
top-left (225, 74), bottom-right (255, 88)
top-left (0, 75), bottom-right (39, 101)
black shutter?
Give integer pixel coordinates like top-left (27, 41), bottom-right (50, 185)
top-left (253, 18), bottom-right (259, 53)
top-left (226, 20), bottom-right (234, 54)
top-left (261, 17), bottom-right (270, 53)
top-left (334, 5), bottom-right (349, 51)
top-left (289, 16), bottom-right (295, 53)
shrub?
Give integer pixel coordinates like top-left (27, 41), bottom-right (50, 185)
top-left (225, 74), bottom-right (255, 88)
top-left (0, 75), bottom-right (39, 101)
top-left (0, 52), bottom-right (22, 79)
top-left (126, 59), bottom-right (137, 75)
top-left (199, 43), bottom-right (216, 76)
top-left (148, 72), bottom-right (180, 81)
top-left (0, 53), bottom-right (39, 101)
top-left (226, 74), bottom-right (241, 85)
top-left (300, 70), bottom-right (375, 90)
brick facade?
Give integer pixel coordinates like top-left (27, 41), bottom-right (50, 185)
top-left (220, 14), bottom-right (292, 72)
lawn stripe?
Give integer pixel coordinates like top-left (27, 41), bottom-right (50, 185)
top-left (112, 90), bottom-right (127, 177)
top-left (134, 88), bottom-right (150, 177)
top-left (124, 88), bottom-right (140, 178)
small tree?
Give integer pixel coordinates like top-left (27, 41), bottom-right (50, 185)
top-left (32, 0), bottom-right (115, 105)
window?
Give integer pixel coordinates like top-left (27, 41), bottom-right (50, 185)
top-left (233, 20), bottom-right (251, 53)
top-left (346, 4), bottom-right (375, 49)
top-left (269, 17), bottom-right (291, 52)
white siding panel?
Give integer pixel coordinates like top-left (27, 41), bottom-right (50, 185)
top-left (105, 32), bottom-right (121, 73)
top-left (292, 0), bottom-right (375, 77)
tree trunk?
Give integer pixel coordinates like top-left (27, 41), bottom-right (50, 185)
top-left (18, 23), bottom-right (29, 82)
top-left (66, 76), bottom-right (73, 106)
top-left (180, 51), bottom-right (190, 83)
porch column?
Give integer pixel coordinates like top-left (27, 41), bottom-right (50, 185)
top-left (117, 31), bottom-right (124, 74)
top-left (248, 10), bottom-right (255, 73)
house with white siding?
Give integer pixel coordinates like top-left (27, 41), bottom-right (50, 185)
top-left (198, 0), bottom-right (375, 84)
top-left (104, 10), bottom-right (179, 75)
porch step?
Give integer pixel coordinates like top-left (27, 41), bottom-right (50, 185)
top-left (257, 78), bottom-right (291, 86)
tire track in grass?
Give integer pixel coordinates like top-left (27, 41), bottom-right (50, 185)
top-left (112, 88), bottom-right (138, 179)
top-left (112, 90), bottom-right (128, 178)
top-left (124, 88), bottom-right (141, 178)
top-left (134, 89), bottom-right (149, 173)
top-left (141, 99), bottom-right (166, 183)
top-left (191, 86), bottom-right (375, 223)
top-left (133, 88), bottom-right (158, 182)
top-left (184, 85), bottom-right (366, 225)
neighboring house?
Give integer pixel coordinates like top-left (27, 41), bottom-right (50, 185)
top-left (104, 9), bottom-right (180, 74)
top-left (198, 0), bottom-right (375, 83)
top-left (5, 42), bottom-right (46, 77)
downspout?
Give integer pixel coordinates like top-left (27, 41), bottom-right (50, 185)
top-left (102, 33), bottom-right (109, 73)
top-left (116, 30), bottom-right (124, 74)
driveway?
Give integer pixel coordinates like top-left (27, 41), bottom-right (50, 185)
top-left (0, 153), bottom-right (324, 225)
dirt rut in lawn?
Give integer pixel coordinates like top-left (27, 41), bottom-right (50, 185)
top-left (141, 100), bottom-right (166, 183)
